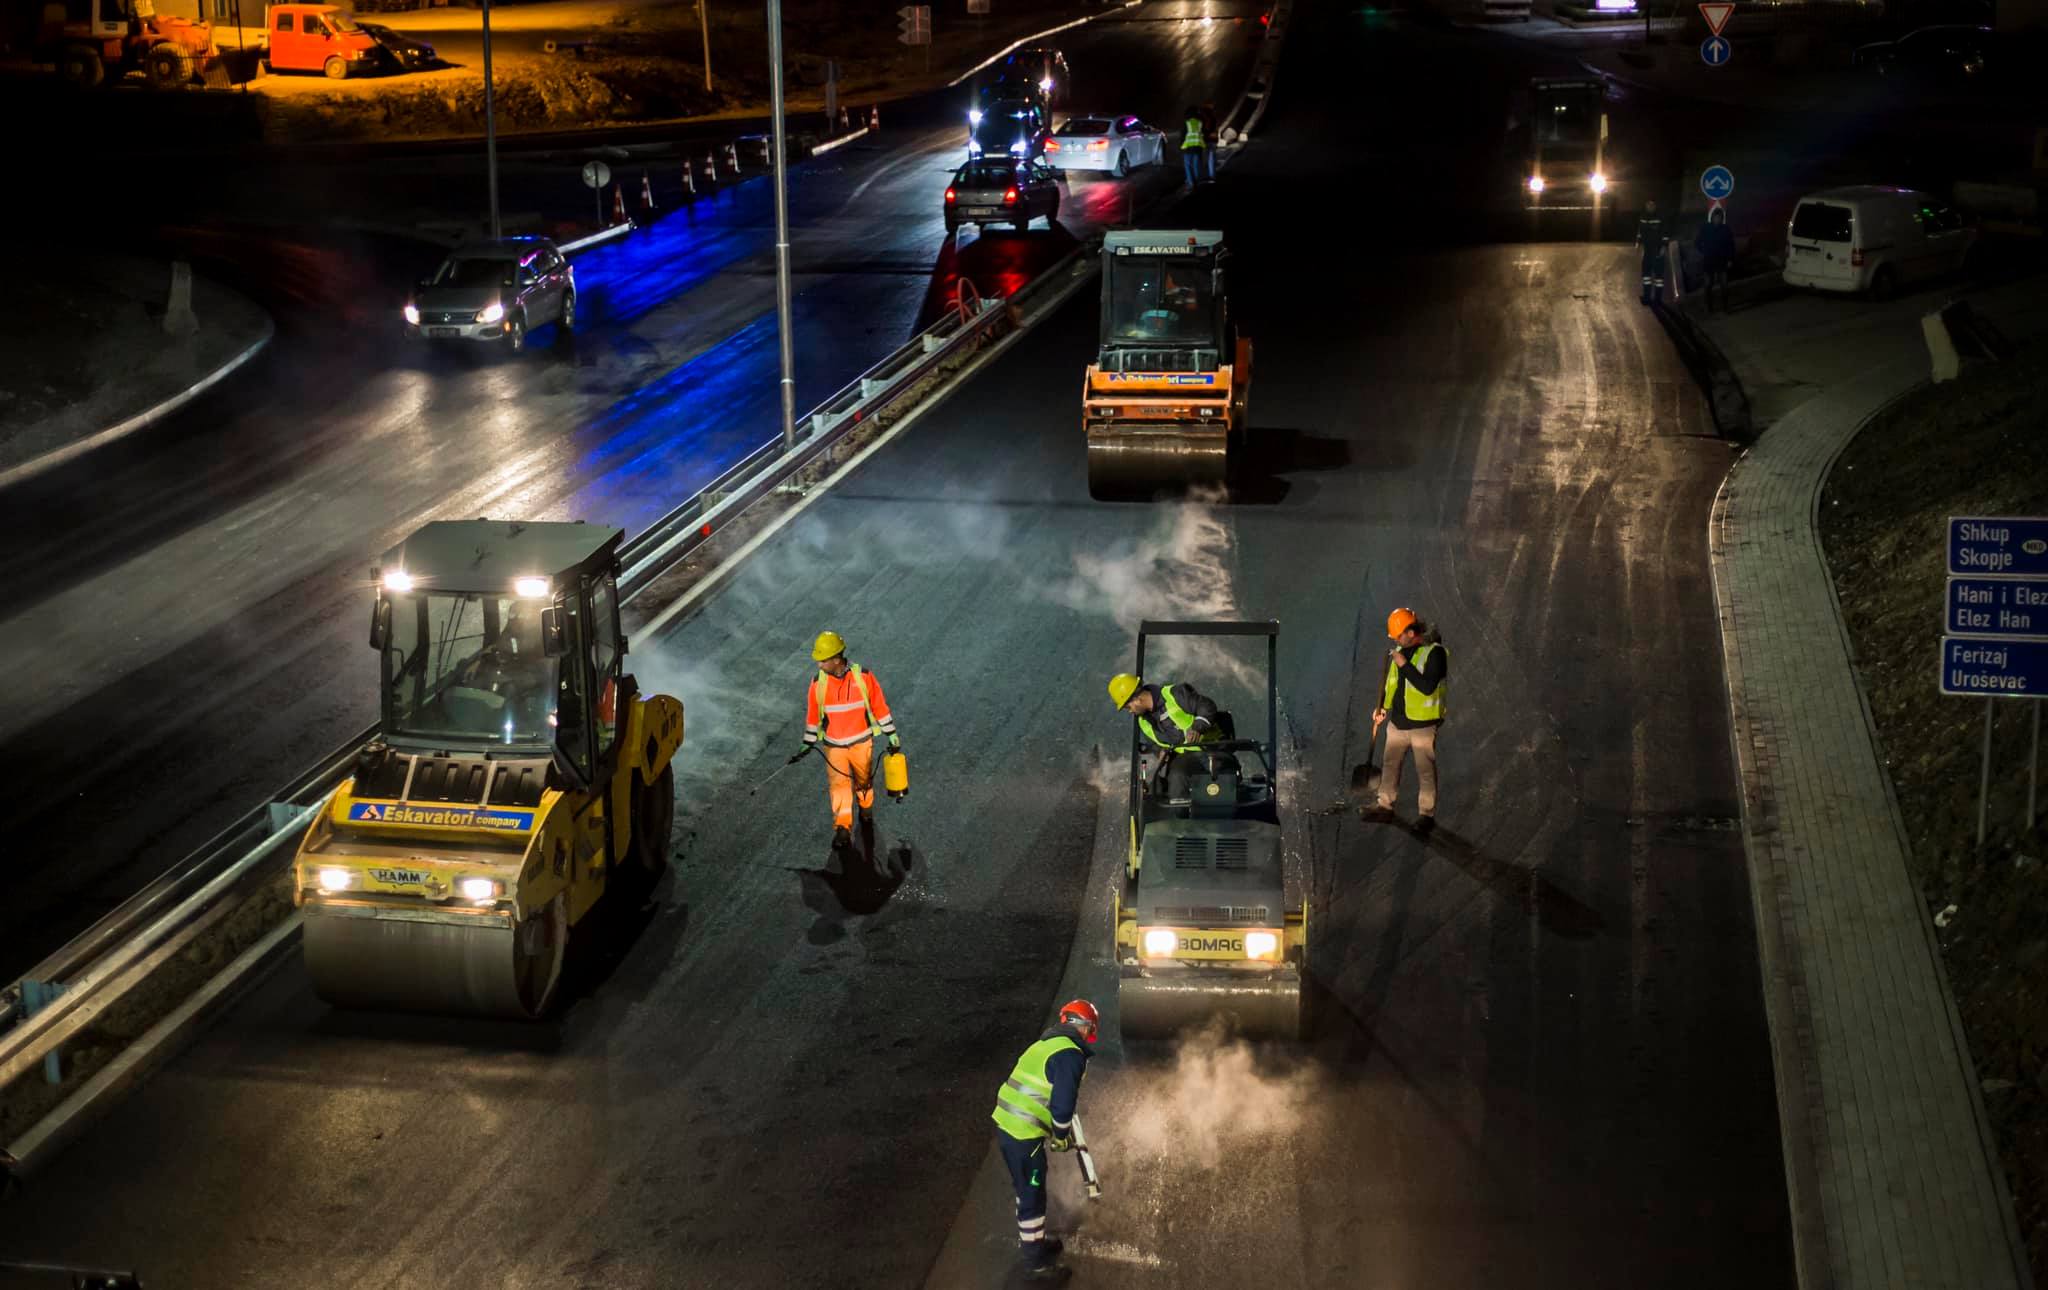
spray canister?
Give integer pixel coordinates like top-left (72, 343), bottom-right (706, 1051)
top-left (883, 749), bottom-right (909, 799)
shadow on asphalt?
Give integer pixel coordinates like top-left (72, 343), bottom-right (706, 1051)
top-left (799, 817), bottom-right (914, 936)
top-left (1410, 822), bottom-right (1607, 941)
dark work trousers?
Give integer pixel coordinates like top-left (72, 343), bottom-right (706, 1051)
top-left (1640, 250), bottom-right (1667, 304)
top-left (998, 1132), bottom-right (1053, 1262)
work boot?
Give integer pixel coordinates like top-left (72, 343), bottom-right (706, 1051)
top-left (1413, 815), bottom-right (1437, 837)
top-left (1021, 1266), bottom-right (1071, 1285)
top-left (858, 805), bottom-right (874, 825)
top-left (832, 825), bottom-right (853, 851)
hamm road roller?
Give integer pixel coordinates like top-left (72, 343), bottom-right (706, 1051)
top-left (1083, 230), bottom-right (1252, 500)
top-left (292, 520), bottom-right (683, 1019)
top-left (1113, 619), bottom-right (1305, 1040)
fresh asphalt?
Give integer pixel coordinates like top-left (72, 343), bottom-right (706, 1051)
top-left (0, 2), bottom-right (1796, 1286)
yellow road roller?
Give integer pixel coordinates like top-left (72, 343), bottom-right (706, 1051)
top-left (292, 520), bottom-right (683, 1019)
top-left (1083, 230), bottom-right (1251, 499)
top-left (1113, 619), bottom-right (1306, 1040)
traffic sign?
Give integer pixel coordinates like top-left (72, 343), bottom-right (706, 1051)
top-left (1941, 637), bottom-right (2048, 697)
top-left (1698, 1), bottom-right (1734, 35)
top-left (581, 160), bottom-right (612, 190)
top-left (1700, 164), bottom-right (1734, 201)
top-left (1699, 35), bottom-right (1731, 66)
top-left (1948, 577), bottom-right (2048, 638)
top-left (897, 4), bottom-right (931, 44)
top-left (1949, 516), bottom-right (2048, 577)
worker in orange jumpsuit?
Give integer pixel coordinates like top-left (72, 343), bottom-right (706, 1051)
top-left (793, 630), bottom-right (902, 850)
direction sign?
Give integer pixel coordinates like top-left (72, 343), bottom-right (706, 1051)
top-left (1700, 164), bottom-right (1734, 201)
top-left (1948, 577), bottom-right (2048, 638)
top-left (897, 4), bottom-right (931, 44)
top-left (1699, 35), bottom-right (1731, 66)
top-left (1941, 637), bottom-right (2048, 697)
top-left (1698, 1), bottom-right (1734, 35)
top-left (581, 160), bottom-right (612, 190)
top-left (1948, 516), bottom-right (2048, 577)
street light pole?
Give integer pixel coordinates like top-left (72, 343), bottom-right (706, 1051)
top-left (699, 0), bottom-right (713, 92)
top-left (482, 0), bottom-right (502, 240)
top-left (767, 0), bottom-right (797, 450)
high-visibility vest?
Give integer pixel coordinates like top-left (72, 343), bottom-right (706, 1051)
top-left (1138, 685), bottom-right (1214, 753)
top-left (992, 1033), bottom-right (1082, 1141)
top-left (813, 664), bottom-right (882, 742)
top-left (1183, 117), bottom-right (1204, 149)
top-left (1383, 644), bottom-right (1446, 723)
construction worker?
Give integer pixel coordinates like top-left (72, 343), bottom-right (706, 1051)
top-left (1181, 104), bottom-right (1205, 188)
top-left (1109, 673), bottom-right (1233, 798)
top-left (1363, 608), bottom-right (1447, 832)
top-left (793, 630), bottom-right (900, 850)
top-left (991, 999), bottom-right (1099, 1284)
top-left (1635, 199), bottom-right (1667, 306)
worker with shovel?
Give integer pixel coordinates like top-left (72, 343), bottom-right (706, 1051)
top-left (1359, 608), bottom-right (1447, 833)
top-left (991, 999), bottom-right (1100, 1285)
top-left (788, 630), bottom-right (905, 851)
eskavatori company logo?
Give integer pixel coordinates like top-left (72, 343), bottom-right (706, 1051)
top-left (348, 802), bottom-right (535, 831)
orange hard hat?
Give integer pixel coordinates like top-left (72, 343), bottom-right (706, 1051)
top-left (1059, 998), bottom-right (1101, 1041)
top-left (1386, 607), bottom-right (1417, 640)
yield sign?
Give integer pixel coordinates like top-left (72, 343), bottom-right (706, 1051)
top-left (1699, 2), bottom-right (1734, 36)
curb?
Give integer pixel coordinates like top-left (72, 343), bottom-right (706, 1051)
top-left (0, 310), bottom-right (275, 494)
top-left (1654, 298), bottom-right (1754, 440)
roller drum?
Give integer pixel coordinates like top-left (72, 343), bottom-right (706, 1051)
top-left (1086, 423), bottom-right (1229, 499)
top-left (1117, 968), bottom-right (1303, 1041)
top-left (304, 897), bottom-right (566, 1020)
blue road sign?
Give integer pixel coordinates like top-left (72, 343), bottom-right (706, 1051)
top-left (1941, 637), bottom-right (2048, 697)
top-left (1700, 164), bottom-right (1735, 201)
top-left (1947, 577), bottom-right (2048, 637)
top-left (1948, 516), bottom-right (2048, 577)
top-left (1700, 35), bottom-right (1731, 66)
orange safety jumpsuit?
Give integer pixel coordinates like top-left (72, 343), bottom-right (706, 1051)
top-left (804, 664), bottom-right (898, 828)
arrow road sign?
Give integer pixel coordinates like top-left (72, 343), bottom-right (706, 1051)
top-left (1949, 516), bottom-right (2048, 577)
top-left (1699, 1), bottom-right (1734, 35)
top-left (1700, 164), bottom-right (1734, 201)
top-left (1699, 35), bottom-right (1731, 66)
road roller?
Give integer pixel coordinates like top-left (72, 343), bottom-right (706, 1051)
top-left (1083, 230), bottom-right (1251, 500)
top-left (292, 520), bottom-right (683, 1019)
top-left (1113, 619), bottom-right (1305, 1041)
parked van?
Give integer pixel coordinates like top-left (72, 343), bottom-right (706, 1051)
top-left (1782, 185), bottom-right (1978, 298)
top-left (264, 3), bottom-right (380, 79)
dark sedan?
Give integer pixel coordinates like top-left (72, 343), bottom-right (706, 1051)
top-left (1854, 24), bottom-right (1998, 82)
top-left (358, 21), bottom-right (438, 73)
top-left (944, 158), bottom-right (1062, 233)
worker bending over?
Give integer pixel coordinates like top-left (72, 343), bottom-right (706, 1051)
top-left (1108, 673), bottom-right (1234, 799)
top-left (795, 630), bottom-right (901, 850)
top-left (991, 999), bottom-right (1099, 1284)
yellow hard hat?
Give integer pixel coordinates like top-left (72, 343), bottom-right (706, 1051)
top-left (812, 630), bottom-right (846, 662)
top-left (1108, 673), bottom-right (1142, 710)
top-left (1386, 608), bottom-right (1417, 640)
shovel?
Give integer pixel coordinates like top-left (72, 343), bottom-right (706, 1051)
top-left (1349, 713), bottom-right (1386, 803)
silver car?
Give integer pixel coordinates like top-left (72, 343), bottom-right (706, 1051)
top-left (404, 238), bottom-right (575, 352)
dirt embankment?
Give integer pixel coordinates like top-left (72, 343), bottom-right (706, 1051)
top-left (1818, 347), bottom-right (2048, 1280)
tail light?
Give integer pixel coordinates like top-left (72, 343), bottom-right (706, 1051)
top-left (1046, 139), bottom-right (1060, 152)
top-left (1003, 187), bottom-right (1019, 204)
top-left (1851, 247), bottom-right (1865, 266)
top-left (1089, 139), bottom-right (1108, 150)
top-left (944, 187), bottom-right (956, 202)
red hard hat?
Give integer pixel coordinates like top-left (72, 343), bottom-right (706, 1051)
top-left (1059, 999), bottom-right (1100, 1040)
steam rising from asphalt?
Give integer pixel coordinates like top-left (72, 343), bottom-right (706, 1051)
top-left (1118, 1024), bottom-right (1321, 1168)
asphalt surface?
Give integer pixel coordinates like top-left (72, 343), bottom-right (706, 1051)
top-left (1, 3), bottom-right (1796, 1287)
top-left (0, 0), bottom-right (1262, 981)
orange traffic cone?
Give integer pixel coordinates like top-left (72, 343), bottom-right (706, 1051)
top-left (610, 183), bottom-right (626, 225)
top-left (641, 171), bottom-right (656, 214)
top-left (837, 105), bottom-right (850, 131)
top-left (868, 104), bottom-right (879, 130)
top-left (702, 152), bottom-right (718, 186)
top-left (723, 141), bottom-right (740, 174)
top-left (682, 164), bottom-right (696, 197)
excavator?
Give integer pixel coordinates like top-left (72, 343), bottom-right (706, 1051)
top-left (1082, 230), bottom-right (1251, 500)
top-left (291, 520), bottom-right (683, 1019)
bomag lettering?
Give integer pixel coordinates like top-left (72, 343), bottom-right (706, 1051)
top-left (1180, 935), bottom-right (1244, 953)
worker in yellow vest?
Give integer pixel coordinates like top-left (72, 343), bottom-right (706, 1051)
top-left (990, 999), bottom-right (1099, 1284)
top-left (1362, 607), bottom-right (1447, 832)
top-left (1181, 104), bottom-right (1205, 188)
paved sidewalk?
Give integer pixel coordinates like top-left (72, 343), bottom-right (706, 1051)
top-left (1708, 282), bottom-right (2043, 1289)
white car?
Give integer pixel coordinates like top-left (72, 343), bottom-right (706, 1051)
top-left (1783, 185), bottom-right (1979, 299)
top-left (1044, 115), bottom-right (1167, 177)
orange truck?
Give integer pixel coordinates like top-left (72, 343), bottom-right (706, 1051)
top-left (2, 0), bottom-right (218, 88)
top-left (262, 2), bottom-right (379, 78)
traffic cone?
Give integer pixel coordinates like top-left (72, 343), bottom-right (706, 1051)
top-left (723, 141), bottom-right (740, 174)
top-left (868, 104), bottom-right (880, 130)
top-left (702, 152), bottom-right (718, 187)
top-left (641, 171), bottom-right (656, 214)
top-left (611, 183), bottom-right (626, 224)
top-left (837, 105), bottom-right (850, 131)
top-left (682, 164), bottom-right (696, 197)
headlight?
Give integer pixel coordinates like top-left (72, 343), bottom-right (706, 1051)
top-left (968, 108), bottom-right (983, 125)
top-left (1245, 931), bottom-right (1279, 960)
top-left (1589, 172), bottom-right (1608, 193)
top-left (513, 576), bottom-right (550, 598)
top-left (476, 302), bottom-right (505, 324)
top-left (459, 877), bottom-right (499, 902)
top-left (1039, 76), bottom-right (1053, 91)
top-left (381, 569), bottom-right (413, 592)
top-left (1143, 929), bottom-right (1177, 957)
top-left (402, 303), bottom-right (419, 325)
top-left (317, 867), bottom-right (354, 893)
top-left (1010, 140), bottom-right (1027, 155)
top-left (1527, 175), bottom-right (1545, 194)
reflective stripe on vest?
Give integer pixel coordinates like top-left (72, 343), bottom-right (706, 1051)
top-left (992, 1034), bottom-right (1081, 1141)
top-left (1383, 643), bottom-right (1446, 722)
top-left (1183, 118), bottom-right (1204, 149)
top-left (1138, 684), bottom-right (1212, 753)
top-left (813, 664), bottom-right (881, 744)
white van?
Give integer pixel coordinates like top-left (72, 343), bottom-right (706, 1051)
top-left (1782, 186), bottom-right (1978, 298)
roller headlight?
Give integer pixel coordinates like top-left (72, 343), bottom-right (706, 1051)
top-left (1143, 929), bottom-right (1177, 957)
top-left (1527, 175), bottom-right (1545, 194)
top-left (475, 302), bottom-right (505, 325)
top-left (513, 576), bottom-right (550, 598)
top-left (381, 569), bottom-right (413, 593)
top-left (1589, 172), bottom-right (1608, 193)
top-left (459, 877), bottom-right (499, 902)
top-left (317, 867), bottom-right (354, 893)
top-left (1244, 931), bottom-right (1279, 960)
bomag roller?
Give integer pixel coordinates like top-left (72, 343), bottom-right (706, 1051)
top-left (292, 520), bottom-right (683, 1019)
top-left (1113, 620), bottom-right (1306, 1041)
top-left (1083, 230), bottom-right (1251, 500)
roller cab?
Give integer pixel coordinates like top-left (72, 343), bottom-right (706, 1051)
top-left (1113, 620), bottom-right (1306, 1041)
top-left (293, 520), bottom-right (684, 1019)
top-left (1084, 230), bottom-right (1251, 500)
